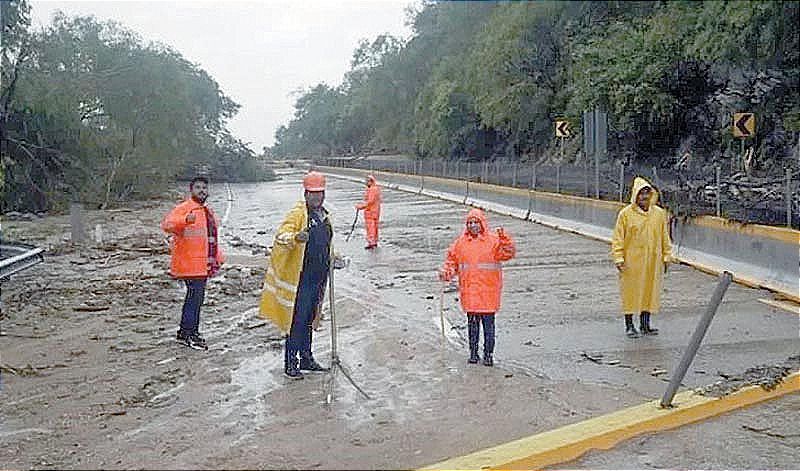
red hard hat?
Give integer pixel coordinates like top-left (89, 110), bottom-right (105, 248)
top-left (303, 171), bottom-right (326, 191)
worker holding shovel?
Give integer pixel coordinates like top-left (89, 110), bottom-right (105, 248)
top-left (438, 208), bottom-right (515, 366)
top-left (354, 175), bottom-right (381, 249)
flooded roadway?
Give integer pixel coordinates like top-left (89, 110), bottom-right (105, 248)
top-left (1, 171), bottom-right (796, 469)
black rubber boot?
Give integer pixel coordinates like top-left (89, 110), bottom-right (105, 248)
top-left (640, 312), bottom-right (659, 335)
top-left (625, 314), bottom-right (640, 338)
top-left (299, 351), bottom-right (329, 372)
top-left (284, 343), bottom-right (304, 380)
top-left (467, 315), bottom-right (480, 364)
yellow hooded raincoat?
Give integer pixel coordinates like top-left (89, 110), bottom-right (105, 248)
top-left (259, 201), bottom-right (332, 334)
top-left (611, 177), bottom-right (673, 315)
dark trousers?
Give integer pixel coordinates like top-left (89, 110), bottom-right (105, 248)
top-left (467, 313), bottom-right (495, 357)
top-left (179, 279), bottom-right (206, 335)
top-left (286, 278), bottom-right (325, 363)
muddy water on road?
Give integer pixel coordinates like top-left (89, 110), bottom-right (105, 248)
top-left (2, 173), bottom-right (796, 469)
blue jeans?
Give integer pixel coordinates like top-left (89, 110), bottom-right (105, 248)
top-left (467, 314), bottom-right (495, 357)
top-left (286, 277), bottom-right (326, 361)
top-left (179, 279), bottom-right (206, 336)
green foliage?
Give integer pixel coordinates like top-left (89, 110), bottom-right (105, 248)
top-left (1, 4), bottom-right (270, 212)
top-left (275, 0), bottom-right (798, 169)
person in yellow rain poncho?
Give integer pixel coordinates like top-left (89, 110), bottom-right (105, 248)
top-left (260, 171), bottom-right (333, 379)
top-left (611, 176), bottom-right (672, 338)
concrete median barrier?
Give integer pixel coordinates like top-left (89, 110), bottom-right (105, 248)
top-left (318, 166), bottom-right (799, 302)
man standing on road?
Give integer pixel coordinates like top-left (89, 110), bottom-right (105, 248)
top-left (260, 171), bottom-right (332, 379)
top-left (355, 174), bottom-right (381, 249)
top-left (161, 176), bottom-right (224, 350)
top-left (439, 208), bottom-right (515, 366)
top-left (611, 176), bottom-right (672, 338)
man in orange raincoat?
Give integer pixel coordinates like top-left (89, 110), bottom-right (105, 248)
top-left (611, 176), bottom-right (672, 338)
top-left (439, 208), bottom-right (515, 366)
top-left (355, 175), bottom-right (381, 249)
top-left (161, 176), bottom-right (225, 350)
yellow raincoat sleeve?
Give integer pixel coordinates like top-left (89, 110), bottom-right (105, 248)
top-left (611, 209), bottom-right (627, 265)
top-left (259, 202), bottom-right (308, 334)
top-left (661, 211), bottom-right (673, 263)
top-left (274, 203), bottom-right (306, 247)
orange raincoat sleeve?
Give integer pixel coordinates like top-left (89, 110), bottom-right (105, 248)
top-left (356, 186), bottom-right (380, 212)
top-left (161, 203), bottom-right (190, 235)
top-left (493, 230), bottom-right (515, 262)
top-left (440, 239), bottom-right (460, 281)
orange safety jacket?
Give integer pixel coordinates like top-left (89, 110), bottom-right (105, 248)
top-left (161, 197), bottom-right (225, 279)
top-left (440, 208), bottom-right (515, 314)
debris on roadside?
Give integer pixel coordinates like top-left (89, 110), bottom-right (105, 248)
top-left (697, 355), bottom-right (800, 397)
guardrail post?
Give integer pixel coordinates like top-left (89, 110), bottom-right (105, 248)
top-left (483, 161), bottom-right (488, 183)
top-left (619, 162), bottom-right (625, 202)
top-left (661, 272), bottom-right (732, 408)
top-left (715, 165), bottom-right (721, 217)
top-left (70, 203), bottom-right (86, 244)
top-left (513, 161), bottom-right (518, 187)
top-left (786, 167), bottom-right (792, 228)
top-left (556, 164), bottom-right (561, 193)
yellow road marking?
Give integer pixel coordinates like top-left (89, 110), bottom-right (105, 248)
top-left (421, 372), bottom-right (800, 470)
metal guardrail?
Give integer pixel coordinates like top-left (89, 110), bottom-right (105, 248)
top-left (0, 242), bottom-right (45, 281)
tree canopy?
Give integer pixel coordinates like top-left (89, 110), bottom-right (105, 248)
top-left (272, 0), bottom-right (799, 172)
top-left (1, 1), bottom-right (271, 212)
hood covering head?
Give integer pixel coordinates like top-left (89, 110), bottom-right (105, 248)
top-left (367, 175), bottom-right (377, 186)
top-left (463, 208), bottom-right (488, 235)
top-left (630, 176), bottom-right (659, 206)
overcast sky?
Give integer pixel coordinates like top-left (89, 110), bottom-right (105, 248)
top-left (30, 0), bottom-right (414, 151)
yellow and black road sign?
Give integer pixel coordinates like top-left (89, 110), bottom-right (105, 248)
top-left (555, 120), bottom-right (571, 138)
top-left (732, 112), bottom-right (755, 138)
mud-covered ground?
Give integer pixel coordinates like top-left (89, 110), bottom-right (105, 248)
top-left (1, 173), bottom-right (797, 469)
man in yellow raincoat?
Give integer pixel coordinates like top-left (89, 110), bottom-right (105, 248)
top-left (611, 176), bottom-right (672, 338)
top-left (260, 171), bottom-right (332, 379)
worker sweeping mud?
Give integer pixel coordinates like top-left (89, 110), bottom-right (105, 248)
top-left (161, 176), bottom-right (225, 350)
top-left (611, 176), bottom-right (673, 338)
top-left (354, 174), bottom-right (381, 249)
top-left (439, 208), bottom-right (515, 366)
top-left (259, 171), bottom-right (335, 379)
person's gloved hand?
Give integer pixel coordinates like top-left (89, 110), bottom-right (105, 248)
top-left (438, 268), bottom-right (452, 282)
top-left (185, 212), bottom-right (196, 224)
top-left (295, 230), bottom-right (309, 242)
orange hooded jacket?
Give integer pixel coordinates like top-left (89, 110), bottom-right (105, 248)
top-left (440, 208), bottom-right (515, 314)
top-left (161, 198), bottom-right (225, 279)
top-left (355, 175), bottom-right (381, 220)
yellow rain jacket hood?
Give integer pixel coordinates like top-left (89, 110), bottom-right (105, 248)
top-left (259, 201), bottom-right (332, 333)
top-left (611, 177), bottom-right (673, 314)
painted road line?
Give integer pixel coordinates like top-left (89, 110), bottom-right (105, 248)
top-left (757, 297), bottom-right (800, 315)
top-left (421, 372), bottom-right (800, 471)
